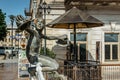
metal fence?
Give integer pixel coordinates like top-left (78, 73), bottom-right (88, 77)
top-left (43, 64), bottom-right (120, 80)
top-left (59, 64), bottom-right (101, 80)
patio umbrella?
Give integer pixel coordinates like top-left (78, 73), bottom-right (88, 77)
top-left (47, 7), bottom-right (104, 63)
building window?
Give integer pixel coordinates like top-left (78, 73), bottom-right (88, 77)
top-left (70, 33), bottom-right (87, 61)
top-left (79, 44), bottom-right (86, 61)
top-left (104, 33), bottom-right (119, 61)
top-left (70, 33), bottom-right (87, 41)
top-left (96, 41), bottom-right (100, 61)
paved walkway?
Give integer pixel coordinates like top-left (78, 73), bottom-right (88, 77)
top-left (0, 60), bottom-right (30, 80)
top-left (0, 63), bottom-right (18, 80)
top-left (0, 59), bottom-right (18, 63)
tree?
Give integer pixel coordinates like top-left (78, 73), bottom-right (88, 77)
top-left (0, 9), bottom-right (7, 41)
top-left (40, 47), bottom-right (56, 59)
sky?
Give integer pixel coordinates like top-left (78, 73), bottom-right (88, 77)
top-left (0, 0), bottom-right (30, 25)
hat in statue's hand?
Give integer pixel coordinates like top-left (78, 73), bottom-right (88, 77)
top-left (15, 15), bottom-right (32, 32)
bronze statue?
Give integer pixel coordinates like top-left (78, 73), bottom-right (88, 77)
top-left (15, 15), bottom-right (67, 79)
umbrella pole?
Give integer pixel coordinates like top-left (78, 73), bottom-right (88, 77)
top-left (73, 23), bottom-right (77, 63)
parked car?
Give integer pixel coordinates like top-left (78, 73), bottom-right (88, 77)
top-left (0, 46), bottom-right (6, 60)
top-left (5, 46), bottom-right (19, 59)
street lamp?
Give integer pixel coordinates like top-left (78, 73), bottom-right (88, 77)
top-left (33, 0), bottom-right (37, 19)
top-left (9, 15), bottom-right (15, 59)
top-left (38, 1), bottom-right (51, 55)
top-left (16, 33), bottom-right (22, 55)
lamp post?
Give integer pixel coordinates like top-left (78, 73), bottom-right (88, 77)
top-left (16, 33), bottom-right (22, 55)
top-left (9, 15), bottom-right (15, 59)
top-left (33, 0), bottom-right (37, 19)
top-left (39, 1), bottom-right (51, 55)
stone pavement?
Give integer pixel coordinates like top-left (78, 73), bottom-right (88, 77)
top-left (0, 59), bottom-right (18, 63)
top-left (0, 63), bottom-right (18, 80)
top-left (0, 60), bottom-right (30, 80)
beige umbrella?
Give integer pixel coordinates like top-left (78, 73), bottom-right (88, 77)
top-left (47, 7), bottom-right (104, 63)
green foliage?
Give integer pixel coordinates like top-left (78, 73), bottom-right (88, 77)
top-left (40, 47), bottom-right (56, 59)
top-left (0, 9), bottom-right (7, 41)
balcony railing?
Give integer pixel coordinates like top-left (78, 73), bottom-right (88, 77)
top-left (42, 63), bottom-right (120, 80)
top-left (64, 0), bottom-right (120, 4)
top-left (64, 0), bottom-right (120, 11)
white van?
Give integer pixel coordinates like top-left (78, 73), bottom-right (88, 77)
top-left (4, 46), bottom-right (17, 59)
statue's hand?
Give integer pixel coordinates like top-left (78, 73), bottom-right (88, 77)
top-left (56, 34), bottom-right (68, 45)
top-left (56, 38), bottom-right (67, 45)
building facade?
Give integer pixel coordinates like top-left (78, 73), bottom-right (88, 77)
top-left (25, 0), bottom-right (120, 65)
top-left (64, 0), bottom-right (120, 64)
top-left (0, 26), bottom-right (27, 51)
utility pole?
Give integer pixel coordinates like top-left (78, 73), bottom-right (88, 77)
top-left (9, 15), bottom-right (15, 59)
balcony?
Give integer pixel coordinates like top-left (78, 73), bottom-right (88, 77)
top-left (64, 0), bottom-right (120, 11)
top-left (40, 63), bottom-right (120, 80)
top-left (65, 0), bottom-right (120, 4)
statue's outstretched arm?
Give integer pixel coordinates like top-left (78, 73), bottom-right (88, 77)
top-left (43, 35), bottom-right (60, 40)
top-left (42, 35), bottom-right (68, 45)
